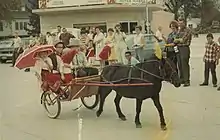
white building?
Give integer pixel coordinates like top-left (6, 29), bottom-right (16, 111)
top-left (0, 0), bottom-right (37, 39)
top-left (0, 12), bottom-right (29, 38)
top-left (33, 0), bottom-right (174, 36)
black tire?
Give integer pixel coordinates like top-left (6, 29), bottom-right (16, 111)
top-left (81, 94), bottom-right (99, 109)
top-left (41, 92), bottom-right (61, 119)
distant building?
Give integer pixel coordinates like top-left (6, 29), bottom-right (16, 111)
top-left (0, 0), bottom-right (36, 39)
top-left (33, 0), bottom-right (174, 36)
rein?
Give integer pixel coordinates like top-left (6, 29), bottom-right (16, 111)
top-left (100, 59), bottom-right (177, 84)
top-left (133, 59), bottom-right (177, 82)
top-left (133, 60), bottom-right (163, 80)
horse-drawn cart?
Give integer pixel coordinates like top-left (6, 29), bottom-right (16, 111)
top-left (40, 75), bottom-right (100, 119)
top-left (40, 74), bottom-right (153, 119)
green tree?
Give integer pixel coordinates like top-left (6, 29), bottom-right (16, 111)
top-left (200, 0), bottom-right (220, 25)
top-left (0, 0), bottom-right (21, 20)
top-left (164, 0), bottom-right (200, 20)
top-left (25, 0), bottom-right (40, 35)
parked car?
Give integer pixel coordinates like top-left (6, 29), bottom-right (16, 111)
top-left (0, 40), bottom-right (14, 63)
top-left (0, 37), bottom-right (30, 63)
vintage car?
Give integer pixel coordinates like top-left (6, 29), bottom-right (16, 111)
top-left (0, 40), bottom-right (14, 63)
top-left (0, 38), bottom-right (30, 63)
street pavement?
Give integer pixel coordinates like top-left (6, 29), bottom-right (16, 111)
top-left (1, 34), bottom-right (220, 140)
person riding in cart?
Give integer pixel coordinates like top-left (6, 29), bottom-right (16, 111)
top-left (33, 42), bottom-right (73, 98)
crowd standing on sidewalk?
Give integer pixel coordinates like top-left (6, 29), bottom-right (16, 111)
top-left (10, 20), bottom-right (220, 90)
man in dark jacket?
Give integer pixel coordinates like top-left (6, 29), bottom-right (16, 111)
top-left (176, 18), bottom-right (192, 87)
top-left (59, 28), bottom-right (75, 46)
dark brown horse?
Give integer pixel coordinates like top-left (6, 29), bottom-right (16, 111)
top-left (96, 56), bottom-right (181, 130)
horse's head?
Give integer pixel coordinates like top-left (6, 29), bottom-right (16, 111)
top-left (159, 57), bottom-right (181, 87)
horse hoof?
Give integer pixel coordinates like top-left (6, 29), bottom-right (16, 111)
top-left (96, 111), bottom-right (102, 117)
top-left (161, 125), bottom-right (167, 131)
top-left (136, 124), bottom-right (142, 128)
top-left (119, 116), bottom-right (127, 121)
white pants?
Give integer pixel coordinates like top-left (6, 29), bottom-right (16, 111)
top-left (115, 46), bottom-right (127, 64)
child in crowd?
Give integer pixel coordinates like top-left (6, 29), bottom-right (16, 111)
top-left (200, 33), bottom-right (220, 88)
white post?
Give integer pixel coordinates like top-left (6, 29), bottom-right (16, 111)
top-left (78, 99), bottom-right (83, 140)
top-left (145, 0), bottom-right (149, 34)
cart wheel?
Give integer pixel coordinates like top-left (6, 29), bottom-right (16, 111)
top-left (81, 94), bottom-right (99, 109)
top-left (41, 91), bottom-right (61, 119)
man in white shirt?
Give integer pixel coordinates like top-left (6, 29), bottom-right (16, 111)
top-left (12, 32), bottom-right (23, 66)
top-left (133, 25), bottom-right (145, 62)
top-left (53, 25), bottom-right (62, 43)
top-left (124, 51), bottom-right (140, 66)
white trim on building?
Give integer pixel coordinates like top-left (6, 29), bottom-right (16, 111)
top-left (33, 1), bottom-right (174, 35)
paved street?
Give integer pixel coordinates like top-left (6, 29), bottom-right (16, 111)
top-left (1, 34), bottom-right (220, 140)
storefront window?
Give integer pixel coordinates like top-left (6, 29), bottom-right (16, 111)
top-left (120, 21), bottom-right (138, 34)
top-left (73, 23), bottom-right (107, 33)
top-left (120, 22), bottom-right (128, 34)
top-left (130, 22), bottom-right (138, 33)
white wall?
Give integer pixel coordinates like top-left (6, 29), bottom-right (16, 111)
top-left (12, 19), bottom-right (30, 35)
top-left (0, 19), bottom-right (29, 37)
top-left (151, 10), bottom-right (174, 36)
top-left (39, 10), bottom-right (146, 33)
top-left (0, 21), bottom-right (13, 37)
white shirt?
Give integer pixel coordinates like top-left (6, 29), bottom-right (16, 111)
top-left (56, 55), bottom-right (65, 74)
top-left (94, 32), bottom-right (105, 48)
top-left (133, 33), bottom-right (144, 46)
top-left (34, 57), bottom-right (53, 78)
top-left (155, 30), bottom-right (163, 40)
top-left (124, 57), bottom-right (140, 65)
top-left (53, 32), bottom-right (62, 42)
top-left (13, 37), bottom-right (22, 48)
top-left (46, 35), bottom-right (54, 45)
top-left (88, 33), bottom-right (94, 40)
top-left (72, 52), bottom-right (88, 67)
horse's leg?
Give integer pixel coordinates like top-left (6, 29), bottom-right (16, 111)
top-left (152, 94), bottom-right (167, 131)
top-left (114, 93), bottom-right (126, 121)
top-left (96, 87), bottom-right (112, 117)
top-left (135, 99), bottom-right (143, 128)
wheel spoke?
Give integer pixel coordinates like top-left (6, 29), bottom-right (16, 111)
top-left (42, 92), bottom-right (61, 119)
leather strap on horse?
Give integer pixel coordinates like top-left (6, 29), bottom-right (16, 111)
top-left (128, 65), bottom-right (133, 83)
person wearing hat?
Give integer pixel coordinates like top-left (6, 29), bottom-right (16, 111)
top-left (33, 48), bottom-right (54, 82)
top-left (47, 42), bottom-right (73, 84)
top-left (72, 41), bottom-right (88, 68)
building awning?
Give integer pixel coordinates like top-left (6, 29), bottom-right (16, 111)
top-left (33, 4), bottom-right (164, 15)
